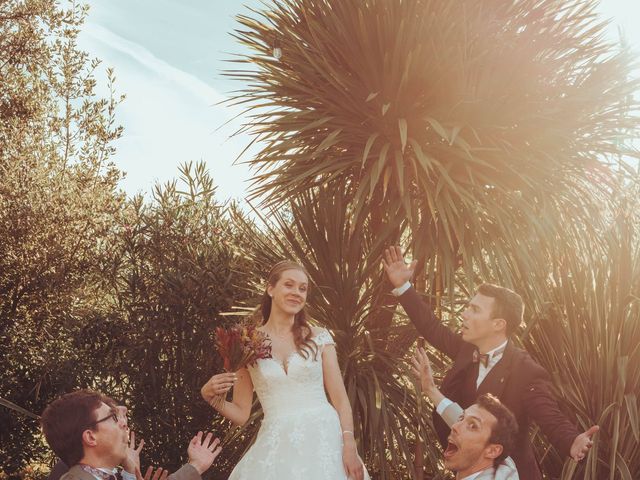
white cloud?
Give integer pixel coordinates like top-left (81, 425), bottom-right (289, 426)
top-left (78, 22), bottom-right (254, 202)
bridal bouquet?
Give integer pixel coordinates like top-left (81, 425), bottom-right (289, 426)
top-left (215, 320), bottom-right (272, 372)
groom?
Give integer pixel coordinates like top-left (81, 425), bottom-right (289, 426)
top-left (383, 246), bottom-right (598, 480)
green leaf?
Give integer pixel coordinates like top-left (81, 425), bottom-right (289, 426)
top-left (314, 128), bottom-right (343, 154)
top-left (398, 118), bottom-right (408, 153)
top-left (624, 393), bottom-right (639, 442)
top-left (362, 132), bottom-right (380, 165)
top-left (408, 138), bottom-right (433, 175)
top-left (394, 149), bottom-right (405, 196)
top-left (300, 116), bottom-right (334, 132)
top-left (370, 142), bottom-right (390, 198)
top-left (450, 125), bottom-right (462, 146)
top-left (426, 116), bottom-right (449, 142)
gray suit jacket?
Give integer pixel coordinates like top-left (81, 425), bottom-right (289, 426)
top-left (440, 402), bottom-right (519, 480)
top-left (61, 464), bottom-right (201, 480)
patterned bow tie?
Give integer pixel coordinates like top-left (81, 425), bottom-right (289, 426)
top-left (79, 465), bottom-right (122, 480)
top-left (473, 344), bottom-right (506, 367)
top-left (472, 350), bottom-right (490, 367)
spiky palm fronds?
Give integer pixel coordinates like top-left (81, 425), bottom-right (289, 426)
top-left (521, 182), bottom-right (640, 479)
top-left (229, 0), bottom-right (639, 294)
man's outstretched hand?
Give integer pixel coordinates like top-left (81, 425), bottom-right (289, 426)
top-left (570, 425), bottom-right (599, 461)
top-left (188, 431), bottom-right (222, 475)
top-left (382, 246), bottom-right (417, 288)
top-left (141, 467), bottom-right (168, 480)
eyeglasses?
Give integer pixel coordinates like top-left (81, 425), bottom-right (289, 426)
top-left (87, 410), bottom-right (119, 428)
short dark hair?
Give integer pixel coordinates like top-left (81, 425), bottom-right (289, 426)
top-left (476, 394), bottom-right (518, 466)
top-left (477, 283), bottom-right (524, 335)
top-left (41, 390), bottom-right (116, 467)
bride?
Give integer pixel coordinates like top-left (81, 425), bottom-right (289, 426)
top-left (201, 261), bottom-right (369, 480)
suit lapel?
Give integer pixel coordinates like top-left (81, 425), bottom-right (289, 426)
top-left (63, 465), bottom-right (100, 480)
top-left (443, 343), bottom-right (475, 390)
top-left (476, 341), bottom-right (516, 398)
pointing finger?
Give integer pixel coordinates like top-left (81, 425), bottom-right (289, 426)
top-left (585, 425), bottom-right (599, 438)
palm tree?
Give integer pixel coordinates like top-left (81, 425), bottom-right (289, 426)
top-left (226, 0), bottom-right (640, 477)
top-left (229, 0), bottom-right (638, 286)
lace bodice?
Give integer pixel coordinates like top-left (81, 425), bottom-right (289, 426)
top-left (248, 329), bottom-right (335, 419)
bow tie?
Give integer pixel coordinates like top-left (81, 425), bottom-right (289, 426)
top-left (473, 345), bottom-right (506, 367)
top-left (473, 350), bottom-right (490, 367)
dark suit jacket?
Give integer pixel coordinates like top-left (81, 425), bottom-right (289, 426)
top-left (399, 287), bottom-right (579, 480)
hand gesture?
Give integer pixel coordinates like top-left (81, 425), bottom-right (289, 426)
top-left (570, 425), bottom-right (599, 461)
top-left (187, 431), bottom-right (222, 475)
top-left (200, 372), bottom-right (237, 405)
top-left (121, 431), bottom-right (144, 476)
top-left (140, 467), bottom-right (168, 480)
top-left (411, 347), bottom-right (436, 393)
top-left (342, 445), bottom-right (364, 480)
top-left (382, 246), bottom-right (417, 288)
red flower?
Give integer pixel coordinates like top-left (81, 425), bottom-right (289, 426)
top-left (215, 321), bottom-right (272, 372)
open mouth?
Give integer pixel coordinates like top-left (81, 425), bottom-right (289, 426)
top-left (444, 440), bottom-right (459, 458)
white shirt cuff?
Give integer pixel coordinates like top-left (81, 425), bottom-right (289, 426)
top-left (436, 398), bottom-right (454, 416)
top-left (121, 470), bottom-right (137, 480)
top-left (391, 281), bottom-right (411, 297)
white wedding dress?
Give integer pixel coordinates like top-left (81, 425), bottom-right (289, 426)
top-left (228, 329), bottom-right (370, 480)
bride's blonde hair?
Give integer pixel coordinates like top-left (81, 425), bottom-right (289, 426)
top-left (260, 261), bottom-right (318, 360)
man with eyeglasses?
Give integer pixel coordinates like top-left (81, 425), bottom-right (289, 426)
top-left (41, 390), bottom-right (221, 480)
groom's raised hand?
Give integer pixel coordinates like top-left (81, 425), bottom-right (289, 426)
top-left (382, 246), bottom-right (417, 288)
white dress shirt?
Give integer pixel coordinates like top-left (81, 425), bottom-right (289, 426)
top-left (392, 282), bottom-right (507, 389)
top-left (460, 472), bottom-right (483, 480)
top-left (476, 340), bottom-right (507, 388)
top-left (391, 281), bottom-right (412, 297)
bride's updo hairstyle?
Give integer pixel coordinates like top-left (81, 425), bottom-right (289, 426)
top-left (261, 261), bottom-right (319, 360)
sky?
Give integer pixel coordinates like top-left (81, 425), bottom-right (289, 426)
top-left (77, 0), bottom-right (640, 203)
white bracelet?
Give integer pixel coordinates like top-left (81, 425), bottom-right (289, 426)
top-left (342, 430), bottom-right (354, 436)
